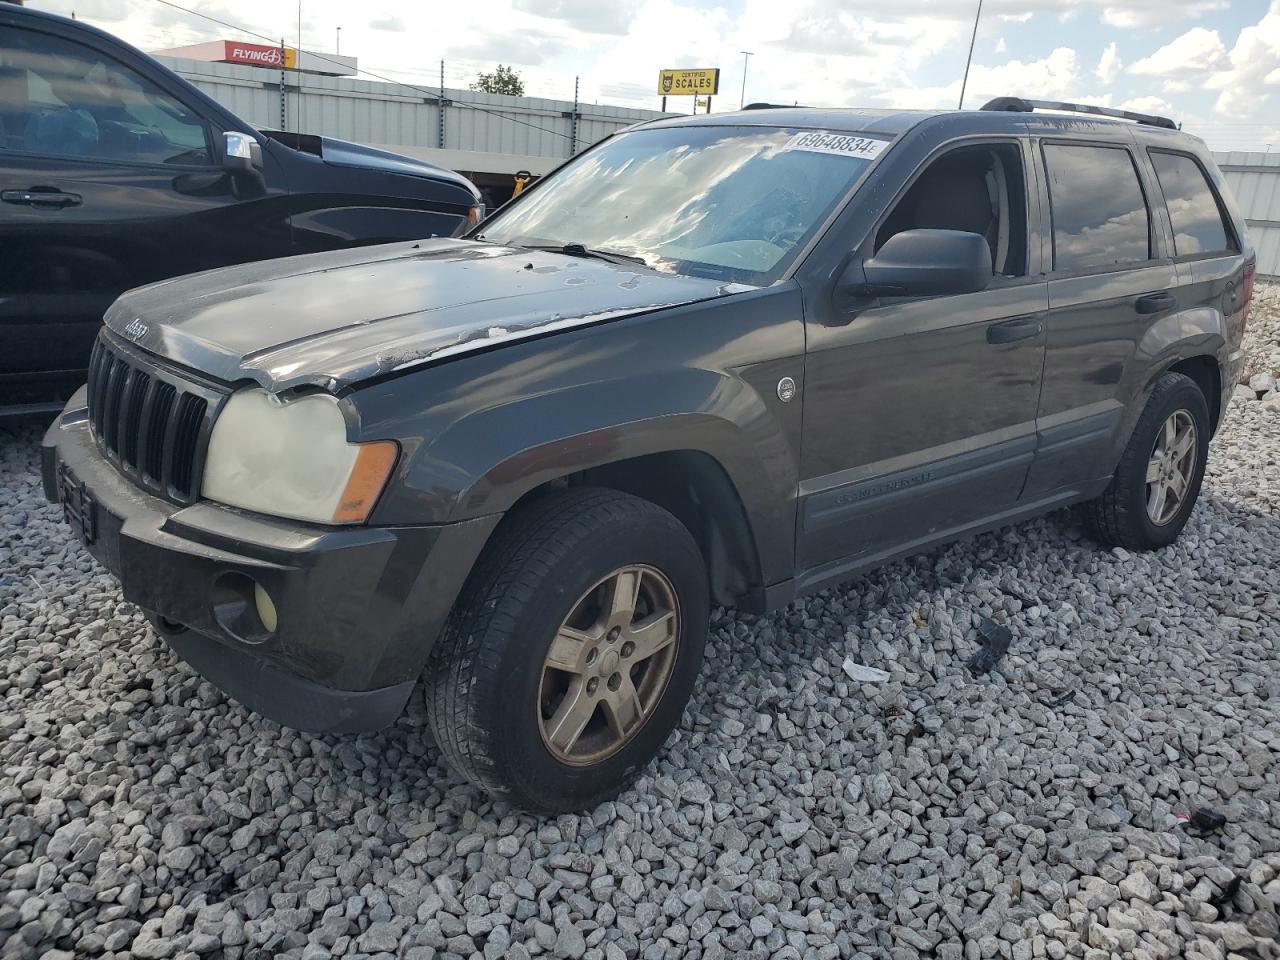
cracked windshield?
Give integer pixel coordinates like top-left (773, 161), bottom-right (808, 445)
top-left (477, 126), bottom-right (886, 284)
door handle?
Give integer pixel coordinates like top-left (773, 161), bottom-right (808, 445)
top-left (2, 189), bottom-right (83, 208)
top-left (1134, 292), bottom-right (1176, 315)
top-left (986, 316), bottom-right (1043, 345)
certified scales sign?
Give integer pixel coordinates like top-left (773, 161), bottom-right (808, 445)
top-left (658, 69), bottom-right (720, 97)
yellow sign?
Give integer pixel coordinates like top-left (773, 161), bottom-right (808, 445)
top-left (658, 68), bottom-right (720, 97)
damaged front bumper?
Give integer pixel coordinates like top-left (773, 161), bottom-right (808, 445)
top-left (42, 388), bottom-right (499, 734)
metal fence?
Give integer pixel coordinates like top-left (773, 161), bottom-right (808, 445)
top-left (157, 56), bottom-right (668, 176)
top-left (1214, 151), bottom-right (1280, 278)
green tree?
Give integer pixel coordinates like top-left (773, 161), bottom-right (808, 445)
top-left (471, 64), bottom-right (525, 97)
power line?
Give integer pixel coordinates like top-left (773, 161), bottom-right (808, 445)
top-left (149, 0), bottom-right (583, 145)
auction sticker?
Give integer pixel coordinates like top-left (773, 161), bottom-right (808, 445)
top-left (782, 131), bottom-right (889, 160)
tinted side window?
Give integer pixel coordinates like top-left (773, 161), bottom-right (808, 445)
top-left (1150, 151), bottom-right (1235, 257)
top-left (0, 27), bottom-right (211, 165)
top-left (875, 142), bottom-right (1028, 278)
top-left (1044, 144), bottom-right (1150, 272)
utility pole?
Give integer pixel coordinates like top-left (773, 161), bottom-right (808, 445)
top-left (570, 76), bottom-right (580, 156)
top-left (438, 60), bottom-right (445, 149)
top-left (279, 37), bottom-right (286, 131)
top-left (335, 26), bottom-right (341, 54)
top-left (296, 1), bottom-right (303, 130)
top-left (958, 0), bottom-right (983, 109)
top-left (739, 51), bottom-right (753, 109)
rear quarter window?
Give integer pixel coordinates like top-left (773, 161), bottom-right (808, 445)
top-left (1043, 143), bottom-right (1151, 273)
top-left (1149, 150), bottom-right (1237, 257)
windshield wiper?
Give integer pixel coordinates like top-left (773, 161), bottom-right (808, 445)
top-left (525, 243), bottom-right (648, 267)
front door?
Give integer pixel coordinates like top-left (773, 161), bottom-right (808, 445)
top-left (796, 139), bottom-right (1048, 588)
top-left (0, 21), bottom-right (287, 406)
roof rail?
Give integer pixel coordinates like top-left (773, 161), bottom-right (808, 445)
top-left (980, 96), bottom-right (1178, 131)
top-left (742, 102), bottom-right (804, 110)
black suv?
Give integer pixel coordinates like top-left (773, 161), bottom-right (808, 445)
top-left (43, 99), bottom-right (1255, 812)
top-left (1, 5), bottom-right (482, 418)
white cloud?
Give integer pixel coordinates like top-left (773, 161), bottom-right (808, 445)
top-left (1128, 26), bottom-right (1226, 75)
top-left (1096, 42), bottom-right (1121, 83)
top-left (1118, 95), bottom-right (1175, 115)
top-left (888, 46), bottom-right (1085, 110)
top-left (511, 0), bottom-right (640, 36)
top-left (1100, 0), bottom-right (1227, 28)
top-left (1204, 5), bottom-right (1280, 116)
top-left (1163, 79), bottom-right (1192, 93)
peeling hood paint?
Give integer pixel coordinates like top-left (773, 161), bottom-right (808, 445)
top-left (104, 239), bottom-right (742, 392)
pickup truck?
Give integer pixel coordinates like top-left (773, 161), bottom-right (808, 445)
top-left (1, 4), bottom-right (482, 419)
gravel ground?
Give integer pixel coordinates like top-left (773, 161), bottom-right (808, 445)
top-left (2, 284), bottom-right (1279, 960)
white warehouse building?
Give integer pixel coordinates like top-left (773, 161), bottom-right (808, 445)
top-left (155, 53), bottom-right (669, 201)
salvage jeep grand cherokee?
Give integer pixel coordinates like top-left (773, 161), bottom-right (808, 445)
top-left (44, 98), bottom-right (1255, 812)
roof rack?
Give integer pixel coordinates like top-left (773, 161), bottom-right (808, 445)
top-left (742, 102), bottom-right (804, 110)
top-left (980, 96), bottom-right (1178, 131)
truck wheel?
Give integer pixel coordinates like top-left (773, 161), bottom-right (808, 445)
top-left (1082, 371), bottom-right (1210, 551)
top-left (424, 488), bottom-right (709, 813)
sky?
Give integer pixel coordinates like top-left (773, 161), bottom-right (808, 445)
top-left (31, 0), bottom-right (1280, 152)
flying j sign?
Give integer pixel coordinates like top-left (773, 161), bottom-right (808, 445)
top-left (658, 69), bottom-right (720, 96)
top-left (223, 41), bottom-right (297, 69)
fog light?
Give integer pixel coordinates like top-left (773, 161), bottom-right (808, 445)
top-left (212, 571), bottom-right (274, 644)
top-left (254, 583), bottom-right (278, 634)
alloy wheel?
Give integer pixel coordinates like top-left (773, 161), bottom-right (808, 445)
top-left (537, 565), bottom-right (680, 765)
top-left (1146, 409), bottom-right (1197, 526)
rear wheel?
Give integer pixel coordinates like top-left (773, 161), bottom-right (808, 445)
top-left (424, 488), bottom-right (708, 813)
top-left (1082, 371), bottom-right (1210, 550)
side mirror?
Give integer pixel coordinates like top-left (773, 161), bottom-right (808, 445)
top-left (842, 229), bottom-right (992, 299)
top-left (221, 131), bottom-right (265, 194)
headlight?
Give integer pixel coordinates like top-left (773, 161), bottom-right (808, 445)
top-left (202, 389), bottom-right (397, 524)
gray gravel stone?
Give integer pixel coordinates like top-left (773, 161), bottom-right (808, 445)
top-left (1, 282), bottom-right (1279, 960)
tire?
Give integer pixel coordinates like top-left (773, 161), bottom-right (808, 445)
top-left (1081, 371), bottom-right (1211, 551)
top-left (424, 487), bottom-right (709, 813)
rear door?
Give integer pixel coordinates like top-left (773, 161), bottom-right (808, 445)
top-left (1022, 136), bottom-right (1179, 500)
top-left (0, 20), bottom-right (288, 406)
top-left (1145, 147), bottom-right (1248, 418)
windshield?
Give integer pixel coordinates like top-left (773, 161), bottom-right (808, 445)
top-left (475, 125), bottom-right (889, 285)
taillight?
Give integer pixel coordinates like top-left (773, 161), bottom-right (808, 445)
top-left (467, 204), bottom-right (485, 228)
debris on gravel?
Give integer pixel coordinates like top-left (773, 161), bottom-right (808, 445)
top-left (2, 283), bottom-right (1278, 960)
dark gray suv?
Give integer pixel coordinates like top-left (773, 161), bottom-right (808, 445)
top-left (42, 98), bottom-right (1255, 812)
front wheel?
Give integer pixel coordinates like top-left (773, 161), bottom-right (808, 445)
top-left (1081, 371), bottom-right (1211, 550)
top-left (424, 488), bottom-right (708, 813)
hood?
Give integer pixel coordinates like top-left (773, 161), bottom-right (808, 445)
top-left (321, 138), bottom-right (477, 192)
top-left (105, 239), bottom-right (742, 392)
top-left (262, 130), bottom-right (478, 196)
